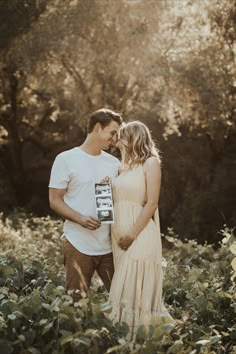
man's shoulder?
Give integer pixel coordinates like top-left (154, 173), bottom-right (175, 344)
top-left (56, 147), bottom-right (78, 159)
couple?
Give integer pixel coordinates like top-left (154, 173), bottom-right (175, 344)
top-left (49, 108), bottom-right (172, 336)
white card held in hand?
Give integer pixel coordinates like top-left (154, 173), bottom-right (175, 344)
top-left (95, 182), bottom-right (114, 223)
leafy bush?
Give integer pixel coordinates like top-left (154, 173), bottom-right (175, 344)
top-left (0, 211), bottom-right (235, 354)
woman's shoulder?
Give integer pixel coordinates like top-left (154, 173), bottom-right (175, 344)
top-left (143, 157), bottom-right (161, 176)
top-left (144, 156), bottom-right (160, 167)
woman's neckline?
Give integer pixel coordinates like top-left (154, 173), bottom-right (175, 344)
top-left (119, 163), bottom-right (143, 173)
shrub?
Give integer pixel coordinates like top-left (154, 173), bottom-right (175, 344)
top-left (0, 211), bottom-right (235, 353)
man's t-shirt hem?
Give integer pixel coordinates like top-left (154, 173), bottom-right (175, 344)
top-left (64, 234), bottom-right (113, 256)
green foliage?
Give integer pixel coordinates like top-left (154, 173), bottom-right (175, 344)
top-left (0, 0), bottom-right (235, 242)
top-left (0, 212), bottom-right (235, 353)
top-left (220, 226), bottom-right (236, 281)
top-left (0, 0), bottom-right (47, 49)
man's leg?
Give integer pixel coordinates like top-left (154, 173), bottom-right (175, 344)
top-left (96, 252), bottom-right (114, 292)
top-left (63, 239), bottom-right (95, 301)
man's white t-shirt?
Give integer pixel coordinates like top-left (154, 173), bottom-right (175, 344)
top-left (49, 147), bottom-right (120, 255)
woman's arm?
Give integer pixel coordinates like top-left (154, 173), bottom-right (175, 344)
top-left (118, 157), bottom-right (161, 250)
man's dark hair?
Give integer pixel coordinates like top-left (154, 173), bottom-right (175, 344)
top-left (87, 108), bottom-right (123, 133)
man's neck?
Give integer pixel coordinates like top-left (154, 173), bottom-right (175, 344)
top-left (79, 136), bottom-right (102, 156)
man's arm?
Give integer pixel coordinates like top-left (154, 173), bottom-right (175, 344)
top-left (49, 188), bottom-right (101, 230)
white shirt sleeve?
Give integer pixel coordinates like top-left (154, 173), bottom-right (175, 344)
top-left (48, 153), bottom-right (70, 189)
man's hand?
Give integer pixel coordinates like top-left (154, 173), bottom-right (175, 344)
top-left (118, 235), bottom-right (135, 251)
top-left (78, 215), bottom-right (101, 230)
top-left (49, 188), bottom-right (101, 231)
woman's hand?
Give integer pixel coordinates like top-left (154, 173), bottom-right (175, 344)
top-left (101, 176), bottom-right (111, 183)
top-left (118, 235), bottom-right (135, 251)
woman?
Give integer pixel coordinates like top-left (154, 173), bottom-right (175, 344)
top-left (109, 121), bottom-right (173, 336)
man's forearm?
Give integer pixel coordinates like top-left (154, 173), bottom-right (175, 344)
top-left (50, 198), bottom-right (82, 224)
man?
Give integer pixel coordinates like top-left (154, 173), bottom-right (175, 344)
top-left (49, 108), bottom-right (122, 300)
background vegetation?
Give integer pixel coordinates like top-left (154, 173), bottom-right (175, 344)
top-left (0, 212), bottom-right (235, 353)
top-left (0, 0), bottom-right (235, 243)
top-left (0, 2), bottom-right (235, 352)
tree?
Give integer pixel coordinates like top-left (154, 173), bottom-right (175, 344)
top-left (0, 0), bottom-right (235, 241)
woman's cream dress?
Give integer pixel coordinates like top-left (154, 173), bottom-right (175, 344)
top-left (109, 164), bottom-right (172, 334)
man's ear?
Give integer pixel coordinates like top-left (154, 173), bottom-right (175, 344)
top-left (94, 122), bottom-right (102, 132)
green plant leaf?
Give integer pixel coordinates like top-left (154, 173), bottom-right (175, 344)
top-left (0, 339), bottom-right (13, 354)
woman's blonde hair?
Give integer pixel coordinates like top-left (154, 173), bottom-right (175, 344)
top-left (118, 121), bottom-right (160, 169)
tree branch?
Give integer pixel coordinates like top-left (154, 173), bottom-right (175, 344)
top-left (61, 56), bottom-right (93, 109)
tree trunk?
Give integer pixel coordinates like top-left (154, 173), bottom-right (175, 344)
top-left (6, 71), bottom-right (27, 203)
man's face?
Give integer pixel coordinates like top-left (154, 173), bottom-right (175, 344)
top-left (99, 120), bottom-right (120, 150)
